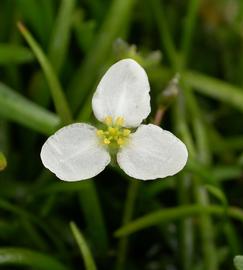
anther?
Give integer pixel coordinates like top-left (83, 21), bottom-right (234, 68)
top-left (103, 138), bottom-right (111, 145)
top-left (108, 127), bottom-right (117, 135)
top-left (115, 117), bottom-right (124, 126)
top-left (117, 138), bottom-right (124, 145)
top-left (104, 116), bottom-right (113, 126)
top-left (123, 129), bottom-right (131, 136)
top-left (96, 130), bottom-right (104, 136)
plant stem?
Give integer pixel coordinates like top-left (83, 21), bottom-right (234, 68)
top-left (115, 180), bottom-right (140, 270)
top-left (115, 106), bottom-right (165, 270)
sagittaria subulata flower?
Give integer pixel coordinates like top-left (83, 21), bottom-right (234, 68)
top-left (40, 59), bottom-right (188, 181)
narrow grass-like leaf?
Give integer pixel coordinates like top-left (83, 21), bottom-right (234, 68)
top-left (179, 0), bottom-right (200, 68)
top-left (79, 181), bottom-right (109, 256)
top-left (0, 248), bottom-right (68, 270)
top-left (70, 222), bottom-right (97, 270)
top-left (234, 256), bottom-right (243, 270)
top-left (0, 82), bottom-right (59, 135)
top-left (48, 0), bottom-right (76, 73)
top-left (205, 185), bottom-right (228, 208)
top-left (17, 22), bottom-right (72, 124)
top-left (184, 70), bottom-right (243, 113)
top-left (0, 198), bottom-right (67, 257)
top-left (115, 205), bottom-right (243, 237)
top-left (30, 0), bottom-right (76, 106)
top-left (16, 0), bottom-right (53, 46)
top-left (116, 180), bottom-right (140, 270)
top-left (150, 0), bottom-right (177, 66)
top-left (0, 44), bottom-right (34, 65)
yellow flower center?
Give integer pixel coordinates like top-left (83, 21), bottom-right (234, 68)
top-left (96, 116), bottom-right (131, 147)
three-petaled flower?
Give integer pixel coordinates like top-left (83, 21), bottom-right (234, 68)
top-left (41, 59), bottom-right (188, 181)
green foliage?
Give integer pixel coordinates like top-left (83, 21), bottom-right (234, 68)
top-left (70, 222), bottom-right (97, 270)
top-left (0, 0), bottom-right (243, 269)
top-left (0, 248), bottom-right (68, 270)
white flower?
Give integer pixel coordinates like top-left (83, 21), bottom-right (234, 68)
top-left (40, 59), bottom-right (188, 181)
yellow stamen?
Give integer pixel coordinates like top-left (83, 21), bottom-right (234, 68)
top-left (96, 130), bottom-right (104, 136)
top-left (103, 138), bottom-right (111, 145)
top-left (97, 116), bottom-right (131, 147)
top-left (123, 129), bottom-right (131, 136)
top-left (108, 127), bottom-right (117, 135)
top-left (117, 138), bottom-right (124, 145)
top-left (104, 116), bottom-right (113, 126)
top-left (115, 117), bottom-right (124, 126)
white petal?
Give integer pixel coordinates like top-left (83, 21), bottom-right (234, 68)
top-left (92, 59), bottom-right (151, 127)
top-left (117, 124), bottom-right (188, 180)
top-left (40, 123), bottom-right (110, 181)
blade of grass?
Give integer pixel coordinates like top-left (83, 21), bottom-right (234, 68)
top-left (173, 93), bottom-right (196, 270)
top-left (115, 107), bottom-right (166, 270)
top-left (0, 82), bottom-right (59, 135)
top-left (114, 205), bottom-right (243, 237)
top-left (70, 222), bottom-right (97, 270)
top-left (17, 22), bottom-right (72, 124)
top-left (115, 180), bottom-right (140, 270)
top-left (31, 0), bottom-right (75, 108)
top-left (183, 81), bottom-right (218, 270)
top-left (150, 0), bottom-right (178, 67)
top-left (78, 181), bottom-right (109, 257)
top-left (48, 0), bottom-right (76, 73)
top-left (179, 0), bottom-right (201, 68)
top-left (0, 248), bottom-right (68, 270)
top-left (0, 44), bottom-right (34, 65)
top-left (31, 0), bottom-right (76, 106)
top-left (0, 198), bottom-right (67, 258)
top-left (184, 70), bottom-right (243, 113)
top-left (16, 0), bottom-right (53, 46)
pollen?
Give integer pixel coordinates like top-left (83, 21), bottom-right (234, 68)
top-left (96, 130), bottom-right (104, 136)
top-left (108, 127), bottom-right (117, 135)
top-left (97, 116), bottom-right (131, 147)
top-left (104, 116), bottom-right (113, 126)
top-left (115, 117), bottom-right (124, 126)
top-left (117, 138), bottom-right (124, 145)
top-left (103, 138), bottom-right (111, 145)
top-left (123, 129), bottom-right (131, 136)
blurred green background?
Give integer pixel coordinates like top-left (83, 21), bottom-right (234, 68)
top-left (1, 0), bottom-right (243, 269)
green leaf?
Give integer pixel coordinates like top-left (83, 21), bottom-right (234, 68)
top-left (205, 185), bottom-right (228, 208)
top-left (48, 0), bottom-right (76, 73)
top-left (16, 0), bottom-right (54, 46)
top-left (0, 44), bottom-right (34, 65)
top-left (0, 248), bottom-right (68, 270)
top-left (0, 82), bottom-right (60, 135)
top-left (184, 70), bottom-right (243, 113)
top-left (78, 181), bottom-right (109, 256)
top-left (70, 222), bottom-right (97, 270)
top-left (114, 205), bottom-right (243, 237)
top-left (234, 256), bottom-right (243, 270)
top-left (17, 22), bottom-right (72, 125)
